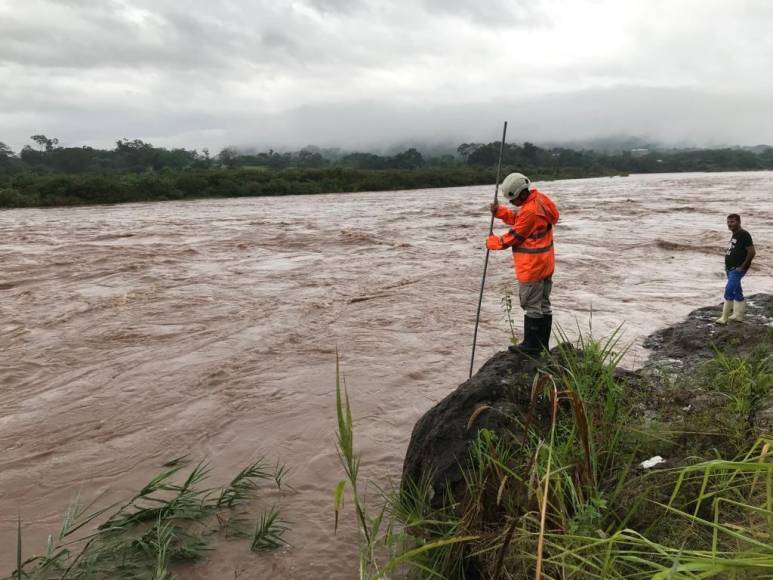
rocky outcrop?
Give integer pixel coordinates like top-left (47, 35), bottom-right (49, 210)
top-left (401, 350), bottom-right (542, 503)
top-left (402, 293), bottom-right (772, 497)
top-left (643, 293), bottom-right (773, 433)
top-left (643, 293), bottom-right (773, 372)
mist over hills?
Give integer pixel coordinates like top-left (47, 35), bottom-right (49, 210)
top-left (5, 86), bottom-right (773, 156)
top-left (208, 86), bottom-right (773, 156)
top-left (235, 136), bottom-right (772, 159)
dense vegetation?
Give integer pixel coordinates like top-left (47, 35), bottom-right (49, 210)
top-left (1, 135), bottom-right (772, 208)
top-left (336, 329), bottom-right (772, 579)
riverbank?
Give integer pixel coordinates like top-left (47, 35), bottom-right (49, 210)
top-left (0, 166), bottom-right (622, 208)
top-left (351, 296), bottom-right (773, 578)
top-left (4, 137), bottom-right (772, 209)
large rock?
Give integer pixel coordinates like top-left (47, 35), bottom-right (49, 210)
top-left (401, 350), bottom-right (544, 503)
top-left (402, 294), bottom-right (772, 499)
top-left (644, 293), bottom-right (772, 435)
top-left (644, 293), bottom-right (773, 372)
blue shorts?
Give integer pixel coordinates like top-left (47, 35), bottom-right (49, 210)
top-left (724, 268), bottom-right (745, 301)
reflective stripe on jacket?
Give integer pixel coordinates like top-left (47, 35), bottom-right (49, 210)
top-left (493, 189), bottom-right (559, 283)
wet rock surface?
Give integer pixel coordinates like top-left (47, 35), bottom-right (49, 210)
top-left (645, 293), bottom-right (773, 434)
top-left (401, 350), bottom-right (540, 503)
top-left (403, 294), bottom-right (772, 495)
top-left (643, 293), bottom-right (772, 373)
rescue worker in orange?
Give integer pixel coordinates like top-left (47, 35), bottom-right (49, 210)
top-left (486, 173), bottom-right (559, 354)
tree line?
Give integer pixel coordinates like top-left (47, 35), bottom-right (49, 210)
top-left (0, 136), bottom-right (436, 174)
top-left (1, 135), bottom-right (772, 208)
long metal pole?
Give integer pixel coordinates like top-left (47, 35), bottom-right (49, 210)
top-left (469, 121), bottom-right (508, 379)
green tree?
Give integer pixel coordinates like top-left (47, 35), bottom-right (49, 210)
top-left (217, 147), bottom-right (240, 168)
top-left (0, 141), bottom-right (21, 175)
top-left (390, 148), bottom-right (424, 170)
top-left (115, 139), bottom-right (161, 171)
top-left (522, 141), bottom-right (538, 162)
top-left (457, 142), bottom-right (481, 161)
top-left (44, 146), bottom-right (110, 173)
top-left (340, 152), bottom-right (386, 169)
top-left (30, 134), bottom-right (59, 152)
top-left (467, 143), bottom-right (501, 166)
top-left (0, 141), bottom-right (15, 159)
top-left (296, 149), bottom-right (327, 168)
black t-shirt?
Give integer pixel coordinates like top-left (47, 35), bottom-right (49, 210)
top-left (725, 228), bottom-right (754, 269)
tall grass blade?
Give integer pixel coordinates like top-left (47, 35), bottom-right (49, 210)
top-left (381, 535), bottom-right (479, 576)
top-left (334, 479), bottom-right (347, 534)
top-left (536, 378), bottom-right (559, 580)
top-left (16, 516), bottom-right (21, 580)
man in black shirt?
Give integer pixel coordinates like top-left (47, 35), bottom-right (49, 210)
top-left (716, 214), bottom-right (756, 324)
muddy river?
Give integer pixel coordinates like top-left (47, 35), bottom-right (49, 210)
top-left (1, 171), bottom-right (771, 577)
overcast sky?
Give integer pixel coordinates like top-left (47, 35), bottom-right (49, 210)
top-left (2, 0), bottom-right (772, 152)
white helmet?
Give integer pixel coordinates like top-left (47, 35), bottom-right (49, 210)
top-left (501, 172), bottom-right (530, 202)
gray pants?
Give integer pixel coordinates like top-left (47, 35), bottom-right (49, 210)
top-left (518, 277), bottom-right (553, 318)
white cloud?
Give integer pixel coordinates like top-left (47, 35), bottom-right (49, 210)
top-left (1, 0), bottom-right (771, 151)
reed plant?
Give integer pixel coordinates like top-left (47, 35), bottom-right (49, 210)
top-left (11, 458), bottom-right (289, 580)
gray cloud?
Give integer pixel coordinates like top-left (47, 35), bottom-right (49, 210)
top-left (1, 0), bottom-right (771, 152)
top-left (306, 0), bottom-right (367, 15)
top-left (420, 0), bottom-right (548, 26)
top-left (220, 87), bottom-right (773, 150)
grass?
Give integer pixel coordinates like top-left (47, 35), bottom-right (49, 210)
top-left (500, 288), bottom-right (519, 345)
top-left (335, 328), bottom-right (773, 579)
top-left (702, 347), bottom-right (772, 448)
top-left (333, 351), bottom-right (478, 579)
top-left (11, 458), bottom-right (290, 580)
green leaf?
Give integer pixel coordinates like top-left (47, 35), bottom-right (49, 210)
top-left (334, 480), bottom-right (347, 535)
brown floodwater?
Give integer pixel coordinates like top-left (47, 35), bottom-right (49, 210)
top-left (1, 171), bottom-right (771, 578)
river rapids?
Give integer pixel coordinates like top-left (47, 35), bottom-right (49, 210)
top-left (1, 171), bottom-right (771, 577)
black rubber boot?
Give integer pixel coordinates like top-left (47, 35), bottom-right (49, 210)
top-left (537, 314), bottom-right (553, 353)
top-left (509, 315), bottom-right (541, 355)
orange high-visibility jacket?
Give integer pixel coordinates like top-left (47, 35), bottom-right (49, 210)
top-left (490, 189), bottom-right (559, 283)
